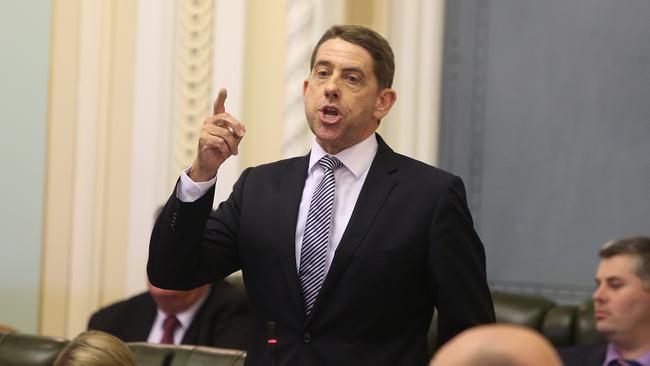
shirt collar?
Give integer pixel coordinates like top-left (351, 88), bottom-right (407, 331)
top-left (159, 288), bottom-right (210, 330)
top-left (308, 133), bottom-right (378, 178)
top-left (604, 342), bottom-right (650, 366)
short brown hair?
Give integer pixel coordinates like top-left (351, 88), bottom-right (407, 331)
top-left (310, 25), bottom-right (395, 90)
top-left (599, 236), bottom-right (650, 288)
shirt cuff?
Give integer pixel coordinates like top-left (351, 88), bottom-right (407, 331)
top-left (177, 167), bottom-right (217, 202)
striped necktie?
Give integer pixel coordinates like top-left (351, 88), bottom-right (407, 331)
top-left (299, 155), bottom-right (342, 315)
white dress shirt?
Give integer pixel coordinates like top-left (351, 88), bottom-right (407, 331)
top-left (177, 134), bottom-right (378, 278)
top-left (146, 290), bottom-right (209, 344)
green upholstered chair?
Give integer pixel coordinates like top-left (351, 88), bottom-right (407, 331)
top-left (573, 300), bottom-right (602, 346)
top-left (128, 342), bottom-right (246, 366)
top-left (0, 332), bottom-right (69, 366)
top-left (0, 332), bottom-right (247, 366)
top-left (426, 291), bottom-right (603, 356)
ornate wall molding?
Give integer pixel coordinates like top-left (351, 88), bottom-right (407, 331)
top-left (170, 0), bottom-right (214, 180)
top-left (282, 0), bottom-right (314, 158)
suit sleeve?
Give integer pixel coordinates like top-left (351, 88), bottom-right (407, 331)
top-left (147, 169), bottom-right (252, 290)
top-left (428, 175), bottom-right (496, 346)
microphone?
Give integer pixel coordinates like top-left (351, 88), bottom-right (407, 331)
top-left (267, 321), bottom-right (278, 366)
top-left (161, 350), bottom-right (174, 366)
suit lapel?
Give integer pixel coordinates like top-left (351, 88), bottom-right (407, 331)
top-left (307, 135), bottom-right (399, 322)
top-left (276, 155), bottom-right (310, 319)
top-left (131, 293), bottom-right (158, 342)
top-left (586, 343), bottom-right (608, 365)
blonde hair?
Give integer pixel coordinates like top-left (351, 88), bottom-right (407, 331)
top-left (54, 331), bottom-right (138, 366)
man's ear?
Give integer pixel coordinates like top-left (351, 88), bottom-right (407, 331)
top-left (303, 79), bottom-right (309, 96)
top-left (373, 89), bottom-right (397, 120)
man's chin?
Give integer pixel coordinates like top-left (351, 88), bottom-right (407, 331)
top-left (315, 132), bottom-right (344, 150)
top-left (595, 322), bottom-right (615, 337)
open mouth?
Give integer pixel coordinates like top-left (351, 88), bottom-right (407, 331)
top-left (323, 107), bottom-right (338, 116)
top-left (319, 106), bottom-right (342, 123)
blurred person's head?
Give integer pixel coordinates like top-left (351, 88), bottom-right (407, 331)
top-left (593, 236), bottom-right (650, 347)
top-left (53, 330), bottom-right (138, 366)
top-left (148, 282), bottom-right (211, 315)
top-left (430, 324), bottom-right (562, 366)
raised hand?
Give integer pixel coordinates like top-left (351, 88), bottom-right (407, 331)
top-left (189, 88), bottom-right (246, 182)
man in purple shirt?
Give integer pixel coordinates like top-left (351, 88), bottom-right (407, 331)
top-left (560, 236), bottom-right (650, 366)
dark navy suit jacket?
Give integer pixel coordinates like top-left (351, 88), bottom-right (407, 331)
top-left (559, 343), bottom-right (608, 366)
top-left (148, 134), bottom-right (495, 366)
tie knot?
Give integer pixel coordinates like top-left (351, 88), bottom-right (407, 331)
top-left (318, 155), bottom-right (342, 172)
top-left (162, 314), bottom-right (180, 332)
top-left (160, 314), bottom-right (180, 344)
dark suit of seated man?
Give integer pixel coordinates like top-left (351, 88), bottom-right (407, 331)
top-left (88, 279), bottom-right (249, 350)
top-left (559, 236), bottom-right (650, 366)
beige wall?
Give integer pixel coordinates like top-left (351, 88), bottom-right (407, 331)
top-left (241, 0), bottom-right (287, 167)
top-left (41, 0), bottom-right (136, 338)
top-left (346, 0), bottom-right (389, 35)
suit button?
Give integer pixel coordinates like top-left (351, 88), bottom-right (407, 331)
top-left (302, 332), bottom-right (311, 343)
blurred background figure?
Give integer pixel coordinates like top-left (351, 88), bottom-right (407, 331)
top-left (87, 206), bottom-right (249, 349)
top-left (560, 236), bottom-right (650, 366)
top-left (88, 278), bottom-right (248, 349)
top-left (430, 324), bottom-right (562, 366)
top-left (53, 330), bottom-right (137, 366)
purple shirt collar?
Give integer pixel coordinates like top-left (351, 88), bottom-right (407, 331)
top-left (603, 342), bottom-right (650, 366)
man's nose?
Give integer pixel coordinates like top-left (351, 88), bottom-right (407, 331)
top-left (324, 79), bottom-right (340, 99)
top-left (592, 285), bottom-right (605, 302)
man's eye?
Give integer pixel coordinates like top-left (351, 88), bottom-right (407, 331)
top-left (345, 75), bottom-right (360, 83)
top-left (609, 281), bottom-right (623, 289)
top-left (317, 70), bottom-right (329, 78)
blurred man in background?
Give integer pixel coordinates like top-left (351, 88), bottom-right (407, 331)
top-left (560, 236), bottom-right (650, 366)
top-left (88, 277), bottom-right (248, 349)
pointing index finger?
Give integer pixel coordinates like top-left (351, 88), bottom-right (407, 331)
top-left (213, 88), bottom-right (227, 115)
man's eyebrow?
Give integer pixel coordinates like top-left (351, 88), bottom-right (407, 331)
top-left (341, 67), bottom-right (365, 76)
top-left (313, 60), bottom-right (365, 76)
top-left (604, 276), bottom-right (623, 283)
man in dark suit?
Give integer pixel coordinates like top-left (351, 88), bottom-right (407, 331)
top-left (88, 278), bottom-right (249, 350)
top-left (148, 25), bottom-right (495, 366)
top-left (559, 236), bottom-right (650, 366)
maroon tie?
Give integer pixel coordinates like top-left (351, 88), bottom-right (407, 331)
top-left (159, 314), bottom-right (180, 344)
